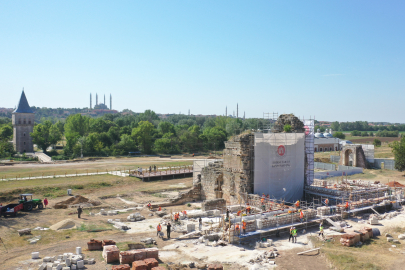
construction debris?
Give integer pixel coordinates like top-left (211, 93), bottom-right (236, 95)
top-left (37, 250), bottom-right (95, 270)
top-left (50, 219), bottom-right (78, 231)
top-left (54, 195), bottom-right (101, 209)
top-left (127, 212), bottom-right (145, 222)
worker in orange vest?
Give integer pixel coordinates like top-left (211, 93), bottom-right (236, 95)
top-left (242, 220), bottom-right (247, 235)
top-left (325, 199), bottom-right (329, 206)
top-left (158, 206), bottom-right (162, 211)
top-left (235, 223), bottom-right (240, 235)
top-left (157, 223), bottom-right (162, 236)
top-left (237, 210), bottom-right (242, 216)
top-left (299, 210), bottom-right (304, 223)
top-left (295, 200), bottom-right (300, 208)
top-left (345, 201), bottom-right (349, 210)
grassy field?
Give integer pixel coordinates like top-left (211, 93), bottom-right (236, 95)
top-left (0, 173), bottom-right (193, 202)
top-left (313, 225), bottom-right (405, 270)
top-left (0, 157), bottom-right (193, 179)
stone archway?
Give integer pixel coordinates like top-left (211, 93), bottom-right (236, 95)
top-left (339, 145), bottom-right (367, 168)
top-left (344, 149), bottom-right (353, 166)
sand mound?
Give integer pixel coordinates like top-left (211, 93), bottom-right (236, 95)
top-left (50, 218), bottom-right (77, 230)
top-left (54, 195), bottom-right (101, 209)
top-left (386, 181), bottom-right (405, 187)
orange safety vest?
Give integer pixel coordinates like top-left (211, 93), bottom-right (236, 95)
top-left (325, 199), bottom-right (329, 205)
top-left (300, 211), bottom-right (304, 219)
top-left (295, 201), bottom-right (300, 207)
top-left (235, 224), bottom-right (240, 230)
top-left (237, 211), bottom-right (241, 216)
top-left (157, 225), bottom-right (162, 231)
top-left (158, 207), bottom-right (161, 211)
top-left (345, 202), bottom-right (349, 208)
top-left (242, 222), bottom-right (247, 229)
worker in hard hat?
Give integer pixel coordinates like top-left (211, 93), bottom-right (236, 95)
top-left (295, 200), bottom-right (300, 208)
top-left (242, 220), bottom-right (247, 235)
top-left (292, 227), bottom-right (297, 243)
top-left (299, 209), bottom-right (304, 223)
top-left (235, 223), bottom-right (240, 236)
top-left (157, 223), bottom-right (162, 237)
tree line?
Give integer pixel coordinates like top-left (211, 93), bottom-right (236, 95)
top-left (27, 110), bottom-right (271, 159)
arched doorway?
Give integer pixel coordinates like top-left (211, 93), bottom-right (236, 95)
top-left (344, 149), bottom-right (353, 166)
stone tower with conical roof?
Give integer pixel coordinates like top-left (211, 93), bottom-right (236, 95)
top-left (12, 89), bottom-right (35, 153)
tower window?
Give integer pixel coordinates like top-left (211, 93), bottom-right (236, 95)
top-left (24, 133), bottom-right (26, 137)
top-left (23, 119), bottom-right (26, 124)
top-left (28, 120), bottom-right (31, 124)
top-left (18, 119), bottom-right (21, 124)
top-left (24, 142), bottom-right (26, 145)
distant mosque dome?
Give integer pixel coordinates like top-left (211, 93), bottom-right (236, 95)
top-left (323, 128), bottom-right (334, 138)
top-left (315, 129), bottom-right (325, 138)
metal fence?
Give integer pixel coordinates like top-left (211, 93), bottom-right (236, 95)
top-left (374, 159), bottom-right (396, 170)
top-left (314, 162), bottom-right (336, 171)
top-left (330, 155), bottom-right (341, 163)
top-left (314, 167), bottom-right (363, 179)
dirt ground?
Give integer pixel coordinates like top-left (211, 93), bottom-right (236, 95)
top-left (2, 156), bottom-right (405, 270)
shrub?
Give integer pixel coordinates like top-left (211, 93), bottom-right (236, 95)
top-left (283, 124), bottom-right (292, 132)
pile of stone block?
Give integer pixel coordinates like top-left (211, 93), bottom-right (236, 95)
top-left (108, 219), bottom-right (131, 230)
top-left (317, 207), bottom-right (330, 216)
top-left (127, 213), bottom-right (145, 222)
top-left (37, 248), bottom-right (95, 270)
top-left (100, 209), bottom-right (118, 215)
top-left (340, 233), bottom-right (360, 246)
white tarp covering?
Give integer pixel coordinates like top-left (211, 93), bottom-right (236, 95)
top-left (254, 133), bottom-right (305, 202)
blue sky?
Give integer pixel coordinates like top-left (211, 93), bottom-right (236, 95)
top-left (1, 1), bottom-right (404, 122)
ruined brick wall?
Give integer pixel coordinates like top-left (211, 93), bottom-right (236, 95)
top-left (339, 145), bottom-right (367, 168)
top-left (201, 133), bottom-right (254, 205)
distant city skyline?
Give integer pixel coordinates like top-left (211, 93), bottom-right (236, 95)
top-left (1, 1), bottom-right (404, 122)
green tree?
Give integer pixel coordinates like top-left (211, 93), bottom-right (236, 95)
top-left (373, 139), bottom-right (382, 147)
top-left (64, 114), bottom-right (90, 154)
top-left (361, 131), bottom-right (369, 137)
top-left (0, 125), bottom-right (13, 140)
top-left (351, 130), bottom-right (360, 136)
top-left (333, 132), bottom-right (346, 140)
top-left (132, 121), bottom-right (155, 154)
top-left (331, 121), bottom-right (340, 131)
top-left (0, 140), bottom-right (14, 157)
top-left (30, 121), bottom-right (62, 154)
top-left (158, 122), bottom-right (176, 135)
top-left (390, 137), bottom-right (405, 171)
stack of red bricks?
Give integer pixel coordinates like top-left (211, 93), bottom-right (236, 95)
top-left (103, 239), bottom-right (117, 246)
top-left (132, 258), bottom-right (158, 270)
top-left (103, 245), bottom-right (120, 263)
top-left (119, 248), bottom-right (159, 265)
top-left (112, 265), bottom-right (131, 270)
top-left (87, 239), bottom-right (103, 251)
top-left (207, 263), bottom-right (223, 270)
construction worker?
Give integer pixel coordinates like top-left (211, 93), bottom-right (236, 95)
top-left (295, 200), bottom-right (300, 208)
top-left (292, 227), bottom-right (297, 243)
top-left (237, 210), bottom-right (242, 216)
top-left (235, 223), bottom-right (240, 236)
top-left (147, 202), bottom-right (152, 210)
top-left (157, 223), bottom-right (162, 237)
top-left (299, 209), bottom-right (304, 223)
top-left (77, 206), bottom-right (82, 219)
top-left (167, 222), bottom-right (171, 239)
top-left (158, 206), bottom-right (162, 211)
top-left (242, 220), bottom-right (247, 235)
top-left (319, 224), bottom-right (324, 238)
top-left (199, 217), bottom-right (202, 231)
top-left (345, 201), bottom-right (349, 210)
top-left (288, 226), bottom-right (293, 242)
top-left (325, 198), bottom-right (329, 206)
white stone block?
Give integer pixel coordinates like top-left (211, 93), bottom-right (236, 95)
top-left (43, 257), bottom-right (51, 262)
top-left (187, 223), bottom-right (195, 232)
top-left (76, 247), bottom-right (82, 255)
top-left (71, 264), bottom-right (77, 270)
top-left (88, 258), bottom-right (95, 264)
top-left (38, 263), bottom-right (47, 270)
top-left (56, 265), bottom-right (63, 270)
top-left (46, 263), bottom-right (53, 270)
top-left (65, 258), bottom-right (71, 266)
top-left (62, 268), bottom-right (70, 270)
top-left (77, 260), bottom-right (84, 269)
top-left (32, 252), bottom-right (40, 259)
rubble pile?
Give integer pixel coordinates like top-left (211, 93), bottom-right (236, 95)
top-left (36, 249), bottom-right (95, 270)
top-left (107, 219), bottom-right (131, 230)
top-left (127, 212), bottom-right (145, 222)
top-left (54, 195), bottom-right (101, 209)
top-left (248, 248), bottom-right (277, 268)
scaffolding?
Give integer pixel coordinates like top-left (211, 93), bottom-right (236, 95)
top-left (262, 112), bottom-right (278, 132)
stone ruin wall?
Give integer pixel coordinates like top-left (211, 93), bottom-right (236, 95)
top-left (200, 133), bottom-right (254, 205)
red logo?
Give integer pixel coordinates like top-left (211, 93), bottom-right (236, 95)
top-left (304, 125), bottom-right (309, 135)
top-left (277, 145), bottom-right (285, 156)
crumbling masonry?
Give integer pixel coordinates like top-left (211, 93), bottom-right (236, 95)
top-left (200, 133), bottom-right (254, 205)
